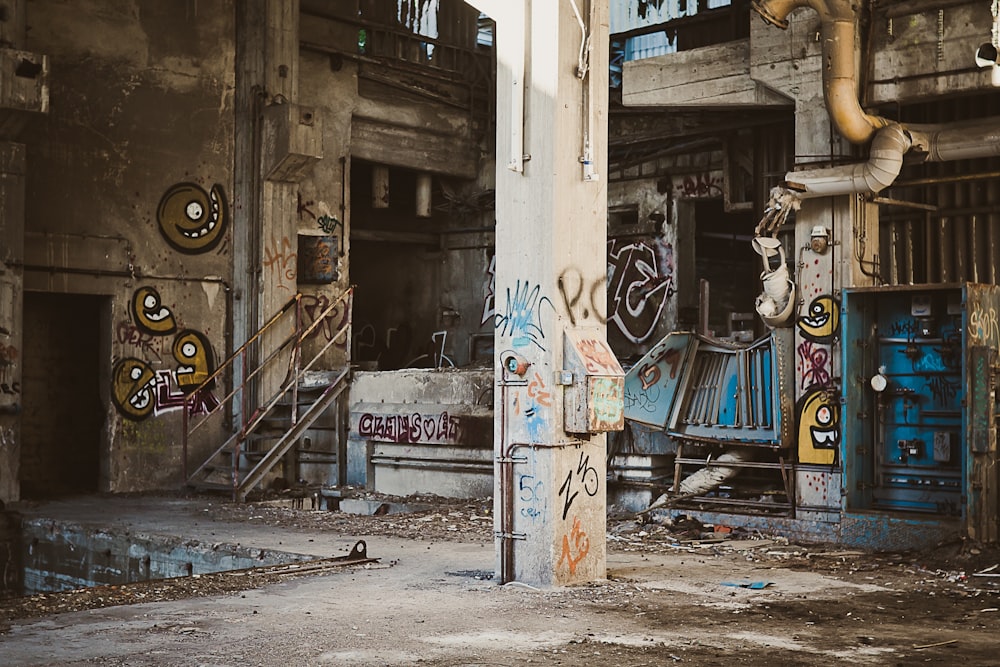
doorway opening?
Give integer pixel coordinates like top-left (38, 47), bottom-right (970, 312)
top-left (20, 292), bottom-right (107, 498)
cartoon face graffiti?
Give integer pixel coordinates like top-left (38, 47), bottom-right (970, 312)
top-left (172, 330), bottom-right (215, 393)
top-left (130, 286), bottom-right (177, 336)
top-left (798, 295), bottom-right (840, 343)
top-left (797, 388), bottom-right (839, 465)
top-left (156, 183), bottom-right (228, 253)
top-left (111, 357), bottom-right (156, 421)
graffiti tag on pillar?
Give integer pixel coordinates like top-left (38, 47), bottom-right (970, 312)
top-left (518, 473), bottom-right (544, 521)
top-left (156, 182), bottom-right (228, 254)
top-left (607, 239), bottom-right (675, 344)
top-left (969, 305), bottom-right (1000, 348)
top-left (558, 516), bottom-right (590, 576)
top-left (558, 452), bottom-right (600, 520)
top-left (557, 268), bottom-right (606, 327)
top-left (264, 235), bottom-right (297, 292)
top-left (797, 340), bottom-right (831, 388)
top-left (526, 372), bottom-right (552, 407)
top-left (494, 280), bottom-right (553, 351)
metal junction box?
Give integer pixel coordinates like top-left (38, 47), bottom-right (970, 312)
top-left (843, 284), bottom-right (1000, 540)
top-left (563, 330), bottom-right (625, 434)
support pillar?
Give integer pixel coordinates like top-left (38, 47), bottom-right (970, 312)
top-left (490, 0), bottom-right (617, 587)
top-left (0, 143), bottom-right (25, 504)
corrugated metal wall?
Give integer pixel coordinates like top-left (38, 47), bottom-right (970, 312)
top-left (879, 95), bottom-right (1000, 286)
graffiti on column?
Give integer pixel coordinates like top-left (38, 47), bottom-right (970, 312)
top-left (557, 268), bottom-right (606, 327)
top-left (558, 515), bottom-right (591, 576)
top-left (795, 294), bottom-right (840, 465)
top-left (607, 239), bottom-right (675, 344)
top-left (264, 235), bottom-right (297, 292)
top-left (494, 280), bottom-right (554, 351)
top-left (156, 183), bottom-right (228, 254)
top-left (558, 451), bottom-right (600, 521)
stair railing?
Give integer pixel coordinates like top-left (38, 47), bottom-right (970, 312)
top-left (182, 286), bottom-right (355, 488)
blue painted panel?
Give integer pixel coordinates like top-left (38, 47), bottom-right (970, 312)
top-left (623, 332), bottom-right (696, 429)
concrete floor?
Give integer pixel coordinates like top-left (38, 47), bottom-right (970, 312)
top-left (2, 495), bottom-right (998, 666)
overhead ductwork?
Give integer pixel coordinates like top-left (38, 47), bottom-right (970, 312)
top-left (753, 0), bottom-right (1000, 199)
top-left (751, 0), bottom-right (892, 145)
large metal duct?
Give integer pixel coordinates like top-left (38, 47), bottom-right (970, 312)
top-left (753, 0), bottom-right (1000, 198)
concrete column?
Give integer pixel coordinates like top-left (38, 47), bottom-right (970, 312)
top-left (0, 143), bottom-right (25, 504)
top-left (491, 0), bottom-right (615, 587)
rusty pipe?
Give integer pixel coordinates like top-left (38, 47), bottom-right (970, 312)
top-left (784, 122), bottom-right (910, 198)
top-left (752, 0), bottom-right (892, 144)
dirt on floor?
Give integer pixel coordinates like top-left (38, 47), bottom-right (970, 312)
top-left (2, 492), bottom-right (999, 666)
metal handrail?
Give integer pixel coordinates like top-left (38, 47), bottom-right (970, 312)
top-left (182, 287), bottom-right (354, 484)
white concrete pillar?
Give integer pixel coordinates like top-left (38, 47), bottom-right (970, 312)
top-left (372, 165), bottom-right (390, 209)
top-left (415, 172), bottom-right (432, 218)
top-left (490, 0), bottom-right (616, 587)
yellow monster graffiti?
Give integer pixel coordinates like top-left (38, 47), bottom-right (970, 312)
top-left (111, 357), bottom-right (156, 421)
top-left (130, 286), bottom-right (177, 336)
top-left (797, 387), bottom-right (839, 465)
top-left (156, 182), bottom-right (228, 254)
top-left (797, 295), bottom-right (840, 343)
top-left (172, 330), bottom-right (215, 394)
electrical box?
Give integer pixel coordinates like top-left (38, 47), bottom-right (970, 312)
top-left (562, 330), bottom-right (625, 433)
top-left (843, 283), bottom-right (1000, 524)
top-left (262, 101), bottom-right (323, 182)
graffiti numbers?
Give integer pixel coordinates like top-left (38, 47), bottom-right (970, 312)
top-left (558, 452), bottom-right (600, 520)
top-left (518, 474), bottom-right (544, 520)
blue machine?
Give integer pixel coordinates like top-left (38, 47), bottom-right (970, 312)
top-left (843, 284), bottom-right (1000, 539)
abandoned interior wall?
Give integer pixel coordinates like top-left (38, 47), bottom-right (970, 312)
top-left (613, 0), bottom-right (1000, 543)
top-left (347, 368), bottom-right (493, 497)
top-left (15, 0), bottom-right (236, 495)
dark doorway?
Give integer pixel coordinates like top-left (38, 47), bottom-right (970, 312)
top-left (20, 292), bottom-right (106, 498)
top-left (694, 199), bottom-right (759, 337)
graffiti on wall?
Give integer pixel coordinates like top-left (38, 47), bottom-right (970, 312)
top-left (675, 172), bottom-right (722, 198)
top-left (130, 286), bottom-right (177, 336)
top-left (357, 410), bottom-right (462, 444)
top-left (796, 295), bottom-right (840, 465)
top-left (481, 253), bottom-right (496, 326)
top-left (301, 293), bottom-right (349, 346)
top-left (111, 286), bottom-right (219, 422)
top-left (607, 238), bottom-right (675, 344)
top-left (156, 183), bottom-right (229, 254)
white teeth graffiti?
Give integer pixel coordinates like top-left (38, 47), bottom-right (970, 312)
top-left (156, 182), bottom-right (228, 254)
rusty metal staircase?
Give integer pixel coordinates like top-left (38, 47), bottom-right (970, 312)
top-left (183, 288), bottom-right (353, 501)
